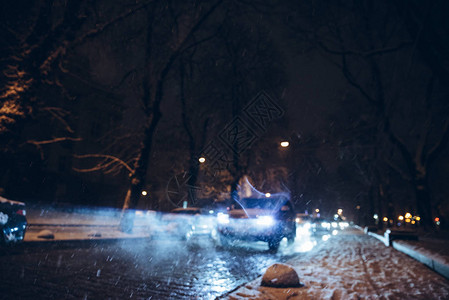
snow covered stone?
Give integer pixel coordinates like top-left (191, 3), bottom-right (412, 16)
top-left (37, 230), bottom-right (55, 239)
top-left (261, 263), bottom-right (302, 288)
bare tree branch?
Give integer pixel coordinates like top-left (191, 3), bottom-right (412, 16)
top-left (28, 137), bottom-right (82, 145)
top-left (74, 154), bottom-right (134, 174)
top-left (42, 107), bottom-right (75, 133)
top-left (318, 40), bottom-right (413, 58)
top-left (27, 137), bottom-right (82, 159)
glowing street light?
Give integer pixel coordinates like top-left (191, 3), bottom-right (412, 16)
top-left (280, 141), bottom-right (290, 148)
top-left (398, 215), bottom-right (404, 221)
top-left (198, 157), bottom-right (206, 163)
top-left (141, 190), bottom-right (148, 196)
top-left (405, 212), bottom-right (412, 219)
top-left (265, 193), bottom-right (271, 198)
top-left (337, 208), bottom-right (343, 215)
top-left (383, 217), bottom-right (388, 222)
top-left (315, 209), bottom-right (320, 213)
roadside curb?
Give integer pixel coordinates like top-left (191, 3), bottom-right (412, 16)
top-left (365, 230), bottom-right (449, 280)
top-left (367, 231), bottom-right (389, 246)
top-left (392, 241), bottom-right (449, 280)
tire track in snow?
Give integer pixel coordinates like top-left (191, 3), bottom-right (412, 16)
top-left (357, 244), bottom-right (381, 298)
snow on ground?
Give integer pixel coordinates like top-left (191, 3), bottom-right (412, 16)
top-left (24, 205), bottom-right (155, 241)
top-left (26, 205), bottom-right (155, 226)
top-left (226, 229), bottom-right (449, 300)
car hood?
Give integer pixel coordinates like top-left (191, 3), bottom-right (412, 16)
top-left (0, 196), bottom-right (25, 206)
top-left (228, 209), bottom-right (275, 219)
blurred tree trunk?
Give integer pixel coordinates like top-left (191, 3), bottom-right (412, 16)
top-left (119, 1), bottom-right (225, 232)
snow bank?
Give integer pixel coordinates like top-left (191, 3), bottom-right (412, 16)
top-left (226, 230), bottom-right (449, 300)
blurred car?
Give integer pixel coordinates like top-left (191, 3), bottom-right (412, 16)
top-left (295, 213), bottom-right (312, 224)
top-left (216, 196), bottom-right (296, 251)
top-left (161, 207), bottom-right (216, 240)
top-left (0, 196), bottom-right (27, 245)
top-left (310, 217), bottom-right (332, 234)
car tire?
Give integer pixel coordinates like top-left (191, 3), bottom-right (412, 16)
top-left (0, 228), bottom-right (14, 246)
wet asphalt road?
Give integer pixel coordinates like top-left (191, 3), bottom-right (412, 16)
top-left (0, 234), bottom-right (323, 299)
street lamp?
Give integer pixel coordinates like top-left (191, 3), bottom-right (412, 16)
top-left (141, 190), bottom-right (147, 196)
top-left (198, 157), bottom-right (206, 163)
top-left (280, 141), bottom-right (290, 148)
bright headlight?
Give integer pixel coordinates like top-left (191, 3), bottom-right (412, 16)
top-left (321, 222), bottom-right (330, 229)
top-left (256, 215), bottom-right (275, 226)
top-left (339, 222), bottom-right (349, 229)
top-left (217, 213), bottom-right (229, 224)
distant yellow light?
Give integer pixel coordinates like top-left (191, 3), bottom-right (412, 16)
top-left (280, 141), bottom-right (290, 147)
top-left (405, 218), bottom-right (411, 223)
top-left (405, 212), bottom-right (412, 219)
top-left (398, 215), bottom-right (404, 221)
top-left (141, 190), bottom-right (147, 196)
top-left (337, 209), bottom-right (343, 215)
top-left (416, 216), bottom-right (421, 221)
top-left (315, 209), bottom-right (320, 213)
top-left (265, 193), bottom-right (271, 198)
top-left (199, 157), bottom-right (206, 163)
top-left (411, 220), bottom-right (416, 225)
top-left (383, 217), bottom-right (388, 222)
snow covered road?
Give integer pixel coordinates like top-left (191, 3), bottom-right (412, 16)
top-left (226, 229), bottom-right (449, 300)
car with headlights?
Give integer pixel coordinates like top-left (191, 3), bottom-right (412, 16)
top-left (161, 207), bottom-right (216, 240)
top-left (0, 196), bottom-right (27, 245)
top-left (310, 217), bottom-right (333, 234)
top-left (216, 196), bottom-right (296, 251)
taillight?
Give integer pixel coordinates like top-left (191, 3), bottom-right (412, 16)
top-left (16, 209), bottom-right (26, 216)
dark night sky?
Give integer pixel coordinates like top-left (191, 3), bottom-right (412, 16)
top-left (1, 0), bottom-right (448, 223)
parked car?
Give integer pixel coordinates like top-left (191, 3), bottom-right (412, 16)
top-left (161, 207), bottom-right (216, 240)
top-left (216, 196), bottom-right (296, 251)
top-left (0, 196), bottom-right (27, 245)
